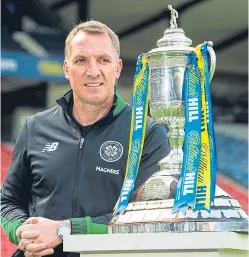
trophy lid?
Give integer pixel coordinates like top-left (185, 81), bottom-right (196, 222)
top-left (148, 5), bottom-right (194, 54)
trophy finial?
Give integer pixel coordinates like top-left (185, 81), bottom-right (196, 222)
top-left (168, 5), bottom-right (178, 29)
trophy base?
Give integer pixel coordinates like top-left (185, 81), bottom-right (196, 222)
top-left (109, 220), bottom-right (248, 234)
top-left (109, 187), bottom-right (248, 234)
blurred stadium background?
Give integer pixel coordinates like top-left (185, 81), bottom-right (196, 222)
top-left (1, 0), bottom-right (248, 256)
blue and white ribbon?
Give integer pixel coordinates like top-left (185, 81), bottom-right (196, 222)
top-left (113, 55), bottom-right (150, 216)
top-left (173, 52), bottom-right (202, 213)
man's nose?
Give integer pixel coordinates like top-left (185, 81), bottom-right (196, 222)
top-left (86, 60), bottom-right (101, 77)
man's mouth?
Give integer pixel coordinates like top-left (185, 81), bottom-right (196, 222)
top-left (84, 83), bottom-right (103, 87)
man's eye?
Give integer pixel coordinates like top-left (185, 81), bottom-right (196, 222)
top-left (76, 58), bottom-right (85, 63)
top-left (99, 58), bottom-right (110, 63)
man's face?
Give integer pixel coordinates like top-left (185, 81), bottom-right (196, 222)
top-left (63, 31), bottom-right (122, 106)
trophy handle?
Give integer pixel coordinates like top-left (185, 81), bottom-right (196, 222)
top-left (207, 41), bottom-right (216, 82)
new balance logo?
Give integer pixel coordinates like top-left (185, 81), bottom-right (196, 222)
top-left (41, 142), bottom-right (59, 152)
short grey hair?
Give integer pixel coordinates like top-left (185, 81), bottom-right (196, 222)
top-left (65, 20), bottom-right (120, 58)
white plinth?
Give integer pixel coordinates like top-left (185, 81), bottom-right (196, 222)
top-left (63, 232), bottom-right (248, 257)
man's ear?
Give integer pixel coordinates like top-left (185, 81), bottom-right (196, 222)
top-left (115, 59), bottom-right (123, 79)
top-left (63, 60), bottom-right (69, 80)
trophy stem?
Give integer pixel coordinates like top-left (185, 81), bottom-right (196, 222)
top-left (148, 101), bottom-right (185, 199)
top-left (159, 126), bottom-right (184, 175)
top-left (151, 100), bottom-right (184, 181)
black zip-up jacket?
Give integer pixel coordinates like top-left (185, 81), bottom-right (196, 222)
top-left (1, 90), bottom-right (170, 256)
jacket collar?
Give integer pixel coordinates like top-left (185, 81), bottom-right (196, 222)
top-left (57, 89), bottom-right (127, 116)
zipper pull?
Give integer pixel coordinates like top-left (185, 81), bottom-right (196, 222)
top-left (79, 138), bottom-right (85, 149)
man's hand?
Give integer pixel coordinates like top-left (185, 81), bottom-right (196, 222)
top-left (20, 236), bottom-right (54, 257)
top-left (16, 217), bottom-right (62, 256)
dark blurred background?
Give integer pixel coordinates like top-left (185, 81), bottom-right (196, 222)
top-left (1, 0), bottom-right (248, 255)
top-left (2, 0), bottom-right (248, 137)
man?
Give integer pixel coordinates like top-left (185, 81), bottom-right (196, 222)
top-left (1, 21), bottom-right (170, 257)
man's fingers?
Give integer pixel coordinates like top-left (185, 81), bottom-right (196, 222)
top-left (23, 219), bottom-right (31, 225)
top-left (33, 248), bottom-right (54, 256)
top-left (21, 230), bottom-right (40, 239)
top-left (18, 239), bottom-right (33, 252)
top-left (17, 217), bottom-right (43, 237)
top-left (23, 217), bottom-right (41, 225)
top-left (24, 250), bottom-right (34, 257)
top-left (24, 248), bottom-right (54, 257)
top-left (16, 227), bottom-right (22, 238)
top-left (30, 217), bottom-right (41, 224)
top-left (17, 224), bottom-right (39, 238)
top-left (24, 242), bottom-right (47, 252)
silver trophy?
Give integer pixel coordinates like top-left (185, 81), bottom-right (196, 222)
top-left (109, 5), bottom-right (248, 233)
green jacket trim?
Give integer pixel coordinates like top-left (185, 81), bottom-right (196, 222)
top-left (71, 217), bottom-right (108, 235)
top-left (62, 89), bottom-right (127, 116)
top-left (0, 217), bottom-right (22, 245)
